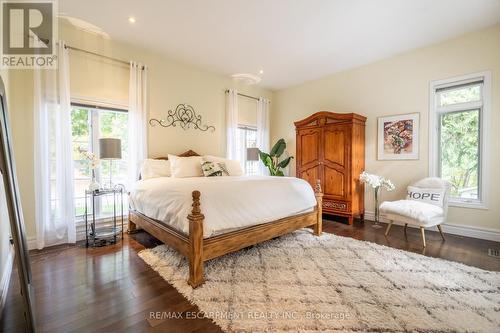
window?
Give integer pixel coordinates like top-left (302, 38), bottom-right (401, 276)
top-left (236, 125), bottom-right (259, 175)
top-left (71, 104), bottom-right (129, 220)
top-left (429, 72), bottom-right (490, 208)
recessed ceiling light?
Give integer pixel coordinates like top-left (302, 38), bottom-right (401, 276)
top-left (128, 17), bottom-right (136, 23)
top-left (259, 69), bottom-right (264, 74)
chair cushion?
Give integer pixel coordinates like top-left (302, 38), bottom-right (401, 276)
top-left (380, 200), bottom-right (444, 227)
top-left (407, 186), bottom-right (445, 207)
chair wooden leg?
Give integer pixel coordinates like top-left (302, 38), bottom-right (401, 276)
top-left (420, 227), bottom-right (426, 247)
top-left (385, 220), bottom-right (393, 236)
top-left (404, 223), bottom-right (408, 238)
top-left (437, 225), bottom-right (445, 241)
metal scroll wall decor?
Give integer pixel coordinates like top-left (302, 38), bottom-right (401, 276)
top-left (149, 104), bottom-right (215, 132)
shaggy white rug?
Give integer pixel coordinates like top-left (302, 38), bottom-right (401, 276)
top-left (139, 229), bottom-right (500, 332)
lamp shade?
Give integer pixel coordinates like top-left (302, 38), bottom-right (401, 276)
top-left (246, 147), bottom-right (260, 161)
top-left (99, 138), bottom-right (122, 160)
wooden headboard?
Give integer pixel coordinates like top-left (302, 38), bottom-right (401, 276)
top-left (154, 150), bottom-right (200, 160)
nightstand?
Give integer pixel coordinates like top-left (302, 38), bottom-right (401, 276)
top-left (84, 186), bottom-right (124, 247)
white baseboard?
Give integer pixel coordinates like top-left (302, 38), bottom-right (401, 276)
top-left (27, 237), bottom-right (36, 251)
top-left (364, 211), bottom-right (500, 242)
top-left (0, 247), bottom-right (14, 317)
top-left (27, 218), bottom-right (127, 250)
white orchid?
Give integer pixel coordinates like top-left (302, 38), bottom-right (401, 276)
top-left (78, 147), bottom-right (100, 170)
top-left (383, 179), bottom-right (395, 191)
top-left (359, 171), bottom-right (395, 191)
top-left (360, 171), bottom-right (395, 227)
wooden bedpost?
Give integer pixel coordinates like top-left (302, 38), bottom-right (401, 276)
top-left (314, 179), bottom-right (323, 236)
top-left (127, 215), bottom-right (137, 234)
top-left (187, 190), bottom-right (205, 288)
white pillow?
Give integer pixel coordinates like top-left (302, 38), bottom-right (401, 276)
top-left (203, 155), bottom-right (244, 176)
top-left (140, 159), bottom-right (171, 179)
top-left (406, 186), bottom-right (445, 207)
top-left (168, 154), bottom-right (203, 178)
top-left (201, 161), bottom-right (229, 177)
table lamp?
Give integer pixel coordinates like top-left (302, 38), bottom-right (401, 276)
top-left (99, 138), bottom-right (122, 189)
top-left (246, 147), bottom-right (260, 161)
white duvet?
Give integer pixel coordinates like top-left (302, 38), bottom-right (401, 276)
top-left (129, 176), bottom-right (317, 238)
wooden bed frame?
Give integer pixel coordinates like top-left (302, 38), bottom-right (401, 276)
top-left (128, 150), bottom-right (323, 288)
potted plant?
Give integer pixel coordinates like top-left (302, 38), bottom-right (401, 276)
top-left (258, 139), bottom-right (293, 176)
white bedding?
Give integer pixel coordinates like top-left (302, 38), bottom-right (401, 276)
top-left (129, 176), bottom-right (317, 238)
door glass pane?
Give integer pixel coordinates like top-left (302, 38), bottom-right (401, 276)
top-left (71, 108), bottom-right (91, 217)
top-left (440, 109), bottom-right (480, 200)
top-left (237, 126), bottom-right (258, 175)
top-left (438, 83), bottom-right (481, 107)
top-left (71, 106), bottom-right (129, 220)
top-left (99, 110), bottom-right (129, 217)
top-left (235, 127), bottom-right (246, 169)
top-left (245, 128), bottom-right (259, 175)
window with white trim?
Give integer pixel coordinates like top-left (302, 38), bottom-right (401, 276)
top-left (429, 72), bottom-right (490, 208)
top-left (70, 104), bottom-right (129, 220)
top-left (236, 125), bottom-right (259, 175)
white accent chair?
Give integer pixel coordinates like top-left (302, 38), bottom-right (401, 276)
top-left (379, 177), bottom-right (451, 247)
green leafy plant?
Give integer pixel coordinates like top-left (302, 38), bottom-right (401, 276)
top-left (258, 139), bottom-right (293, 176)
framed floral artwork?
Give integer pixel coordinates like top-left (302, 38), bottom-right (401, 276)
top-left (377, 113), bottom-right (419, 160)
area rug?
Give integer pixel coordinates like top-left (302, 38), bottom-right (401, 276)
top-left (138, 229), bottom-right (500, 332)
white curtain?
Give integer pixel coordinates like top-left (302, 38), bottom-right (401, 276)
top-left (257, 97), bottom-right (270, 175)
top-left (128, 62), bottom-right (148, 187)
top-left (226, 89), bottom-right (239, 159)
top-left (34, 41), bottom-right (76, 249)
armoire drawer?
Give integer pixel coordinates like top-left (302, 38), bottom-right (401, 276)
top-left (323, 199), bottom-right (349, 212)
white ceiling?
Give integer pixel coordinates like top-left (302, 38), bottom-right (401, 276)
top-left (59, 0), bottom-right (500, 90)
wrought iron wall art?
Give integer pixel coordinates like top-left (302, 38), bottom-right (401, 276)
top-left (149, 104), bottom-right (215, 132)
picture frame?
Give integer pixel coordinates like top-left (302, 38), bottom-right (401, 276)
top-left (377, 113), bottom-right (419, 160)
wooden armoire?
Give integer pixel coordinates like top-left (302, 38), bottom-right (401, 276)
top-left (295, 112), bottom-right (366, 224)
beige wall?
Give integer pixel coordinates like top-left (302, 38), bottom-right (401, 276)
top-left (7, 21), bottom-right (273, 239)
top-left (272, 24), bottom-right (500, 233)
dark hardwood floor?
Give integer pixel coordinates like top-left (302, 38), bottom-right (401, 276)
top-left (2, 217), bottom-right (499, 332)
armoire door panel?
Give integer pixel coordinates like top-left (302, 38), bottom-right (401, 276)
top-left (300, 165), bottom-right (320, 189)
top-left (323, 128), bottom-right (346, 167)
top-left (298, 129), bottom-right (320, 166)
top-left (324, 167), bottom-right (345, 198)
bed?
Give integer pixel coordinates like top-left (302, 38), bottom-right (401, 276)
top-left (128, 150), bottom-right (323, 288)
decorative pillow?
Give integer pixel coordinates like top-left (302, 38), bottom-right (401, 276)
top-left (140, 159), bottom-right (171, 179)
top-left (406, 186), bottom-right (445, 207)
top-left (168, 154), bottom-right (203, 178)
top-left (203, 155), bottom-right (244, 176)
top-left (201, 161), bottom-right (229, 177)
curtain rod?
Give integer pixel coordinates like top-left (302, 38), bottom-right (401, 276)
top-left (64, 44), bottom-right (145, 70)
top-left (224, 90), bottom-right (262, 102)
